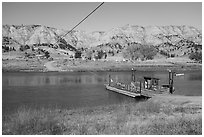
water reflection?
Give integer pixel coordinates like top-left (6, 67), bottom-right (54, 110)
top-left (2, 71), bottom-right (202, 112)
top-left (4, 74), bottom-right (108, 86)
top-left (3, 71), bottom-right (202, 92)
top-left (188, 73), bottom-right (202, 81)
top-left (4, 72), bottom-right (136, 87)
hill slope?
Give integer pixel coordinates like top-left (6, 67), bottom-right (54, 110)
top-left (2, 24), bottom-right (202, 57)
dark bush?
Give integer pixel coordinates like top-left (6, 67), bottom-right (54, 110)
top-left (75, 51), bottom-right (82, 58)
top-left (59, 44), bottom-right (66, 49)
top-left (32, 46), bottom-right (35, 51)
top-left (123, 44), bottom-right (157, 60)
top-left (123, 43), bottom-right (142, 60)
top-left (160, 50), bottom-right (169, 57)
top-left (170, 54), bottom-right (175, 58)
top-left (189, 52), bottom-right (202, 62)
top-left (19, 45), bottom-right (24, 51)
top-left (140, 45), bottom-right (157, 60)
top-left (13, 47), bottom-right (16, 51)
top-left (45, 51), bottom-right (50, 59)
top-left (3, 46), bottom-right (10, 52)
top-left (97, 50), bottom-right (104, 59)
top-left (25, 45), bottom-right (30, 49)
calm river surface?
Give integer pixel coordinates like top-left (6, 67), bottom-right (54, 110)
top-left (2, 70), bottom-right (202, 112)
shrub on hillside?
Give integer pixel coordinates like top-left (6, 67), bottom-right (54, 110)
top-left (189, 52), bottom-right (202, 62)
top-left (75, 50), bottom-right (82, 58)
top-left (25, 45), bottom-right (30, 49)
top-left (19, 45), bottom-right (30, 51)
top-left (160, 50), bottom-right (168, 57)
top-left (44, 51), bottom-right (50, 59)
top-left (2, 45), bottom-right (10, 52)
top-left (123, 43), bottom-right (142, 60)
top-left (123, 44), bottom-right (157, 60)
top-left (97, 50), bottom-right (105, 59)
top-left (140, 45), bottom-right (157, 60)
top-left (19, 45), bottom-right (25, 51)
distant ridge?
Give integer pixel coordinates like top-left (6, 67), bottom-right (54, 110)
top-left (2, 24), bottom-right (202, 56)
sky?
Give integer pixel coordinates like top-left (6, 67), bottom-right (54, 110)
top-left (2, 2), bottom-right (202, 32)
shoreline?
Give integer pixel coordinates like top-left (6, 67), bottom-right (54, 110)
top-left (2, 61), bottom-right (202, 73)
top-left (2, 56), bottom-right (202, 73)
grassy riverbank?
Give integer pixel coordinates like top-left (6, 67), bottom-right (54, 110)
top-left (2, 57), bottom-right (202, 72)
top-left (2, 95), bottom-right (202, 135)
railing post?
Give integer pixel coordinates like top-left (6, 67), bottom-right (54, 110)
top-left (140, 81), bottom-right (142, 93)
top-left (168, 70), bottom-right (174, 94)
top-left (108, 75), bottom-right (111, 86)
top-left (171, 72), bottom-right (174, 94)
top-left (132, 68), bottom-right (135, 82)
top-left (169, 70), bottom-right (171, 86)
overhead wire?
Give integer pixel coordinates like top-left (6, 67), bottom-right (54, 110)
top-left (56, 2), bottom-right (105, 76)
top-left (54, 2), bottom-right (105, 45)
top-left (53, 2), bottom-right (105, 77)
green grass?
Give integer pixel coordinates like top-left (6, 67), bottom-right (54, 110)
top-left (2, 99), bottom-right (202, 135)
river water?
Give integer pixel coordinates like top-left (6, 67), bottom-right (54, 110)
top-left (2, 70), bottom-right (202, 112)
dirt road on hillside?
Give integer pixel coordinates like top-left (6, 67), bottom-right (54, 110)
top-left (44, 61), bottom-right (61, 71)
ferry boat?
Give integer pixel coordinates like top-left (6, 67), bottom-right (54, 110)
top-left (105, 69), bottom-right (177, 98)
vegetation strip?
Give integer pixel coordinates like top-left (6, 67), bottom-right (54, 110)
top-left (2, 95), bottom-right (202, 135)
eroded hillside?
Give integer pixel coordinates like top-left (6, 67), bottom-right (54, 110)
top-left (2, 24), bottom-right (202, 58)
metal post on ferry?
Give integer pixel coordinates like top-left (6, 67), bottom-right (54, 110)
top-left (168, 70), bottom-right (174, 94)
top-left (132, 68), bottom-right (135, 82)
top-left (139, 81), bottom-right (142, 94)
top-left (171, 71), bottom-right (174, 94)
top-left (108, 74), bottom-right (111, 86)
top-left (168, 69), bottom-right (171, 87)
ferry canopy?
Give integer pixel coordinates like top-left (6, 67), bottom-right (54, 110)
top-left (143, 76), bottom-right (160, 81)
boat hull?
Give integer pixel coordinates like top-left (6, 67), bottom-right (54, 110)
top-left (105, 84), bottom-right (159, 98)
top-left (105, 84), bottom-right (142, 98)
